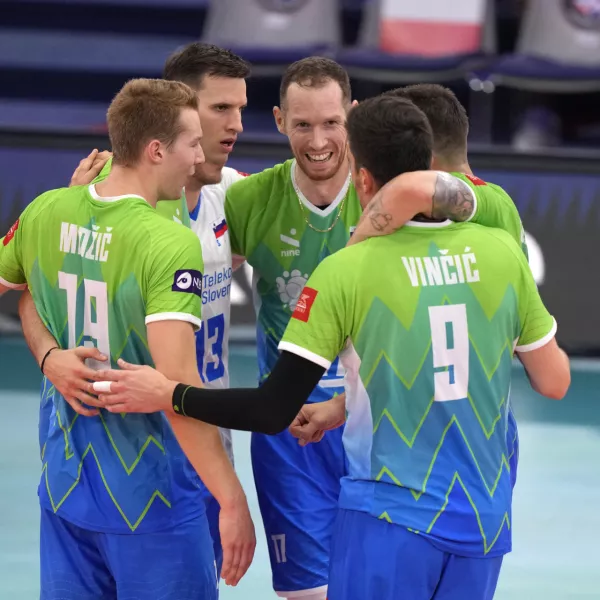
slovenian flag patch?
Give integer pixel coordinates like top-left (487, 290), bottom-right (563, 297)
top-left (212, 218), bottom-right (228, 246)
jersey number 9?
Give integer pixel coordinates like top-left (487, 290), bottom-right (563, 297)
top-left (428, 304), bottom-right (469, 402)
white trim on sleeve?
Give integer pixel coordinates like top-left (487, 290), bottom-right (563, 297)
top-left (515, 318), bottom-right (557, 353)
top-left (0, 275), bottom-right (27, 290)
top-left (461, 177), bottom-right (478, 222)
top-left (278, 341), bottom-right (332, 370)
top-left (145, 312), bottom-right (202, 331)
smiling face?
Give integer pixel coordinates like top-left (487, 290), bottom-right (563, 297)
top-left (188, 75), bottom-right (247, 186)
top-left (275, 80), bottom-right (349, 182)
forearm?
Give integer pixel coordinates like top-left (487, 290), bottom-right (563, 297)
top-left (173, 352), bottom-right (326, 434)
top-left (350, 172), bottom-right (474, 243)
top-left (163, 361), bottom-right (245, 508)
top-left (166, 412), bottom-right (246, 509)
top-left (18, 289), bottom-right (58, 364)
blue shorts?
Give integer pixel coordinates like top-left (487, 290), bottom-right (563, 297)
top-left (40, 508), bottom-right (218, 600)
top-left (251, 424), bottom-right (346, 596)
top-left (328, 509), bottom-right (503, 600)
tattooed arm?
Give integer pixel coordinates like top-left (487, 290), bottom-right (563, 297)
top-left (348, 171), bottom-right (474, 246)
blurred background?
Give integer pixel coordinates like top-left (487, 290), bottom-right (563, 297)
top-left (1, 0), bottom-right (599, 598)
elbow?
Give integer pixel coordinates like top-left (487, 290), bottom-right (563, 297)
top-left (535, 372), bottom-right (571, 400)
top-left (260, 407), bottom-right (299, 436)
top-left (262, 415), bottom-right (294, 436)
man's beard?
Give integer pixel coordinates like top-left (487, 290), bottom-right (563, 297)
top-left (293, 146), bottom-right (348, 182)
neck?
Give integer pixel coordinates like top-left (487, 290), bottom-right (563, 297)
top-left (185, 180), bottom-right (203, 214)
top-left (433, 156), bottom-right (471, 175)
top-left (294, 157), bottom-right (350, 206)
top-left (95, 165), bottom-right (159, 207)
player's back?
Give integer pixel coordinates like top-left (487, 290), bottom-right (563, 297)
top-left (18, 184), bottom-right (205, 534)
top-left (336, 218), bottom-right (543, 558)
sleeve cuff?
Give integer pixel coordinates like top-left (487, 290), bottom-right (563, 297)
top-left (462, 180), bottom-right (477, 222)
top-left (145, 312), bottom-right (203, 332)
top-left (278, 341), bottom-right (332, 370)
top-left (516, 318), bottom-right (557, 353)
top-left (0, 275), bottom-right (27, 290)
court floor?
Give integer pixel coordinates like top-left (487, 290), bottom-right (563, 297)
top-left (1, 338), bottom-right (599, 599)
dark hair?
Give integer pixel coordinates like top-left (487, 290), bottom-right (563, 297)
top-left (163, 42), bottom-right (251, 89)
top-left (383, 84), bottom-right (468, 161)
top-left (347, 95), bottom-right (433, 188)
top-left (280, 57), bottom-right (351, 106)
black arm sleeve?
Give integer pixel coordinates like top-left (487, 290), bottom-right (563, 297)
top-left (172, 351), bottom-right (326, 434)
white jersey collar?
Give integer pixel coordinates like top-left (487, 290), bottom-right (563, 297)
top-left (290, 159), bottom-right (351, 218)
top-left (405, 219), bottom-right (454, 229)
top-left (88, 184), bottom-right (146, 204)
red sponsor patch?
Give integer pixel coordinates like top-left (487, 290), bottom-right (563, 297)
top-left (292, 287), bottom-right (318, 323)
top-left (464, 173), bottom-right (486, 186)
top-left (3, 219), bottom-right (19, 246)
top-left (236, 170), bottom-right (250, 178)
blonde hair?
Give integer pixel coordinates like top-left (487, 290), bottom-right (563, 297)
top-left (107, 78), bottom-right (199, 166)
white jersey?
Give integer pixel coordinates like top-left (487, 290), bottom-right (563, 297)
top-left (190, 167), bottom-right (246, 458)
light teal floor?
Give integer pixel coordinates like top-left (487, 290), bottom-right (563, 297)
top-left (1, 338), bottom-right (599, 599)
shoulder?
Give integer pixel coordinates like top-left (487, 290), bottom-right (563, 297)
top-left (459, 222), bottom-right (524, 263)
top-left (452, 172), bottom-right (513, 200)
top-left (221, 166), bottom-right (250, 187)
top-left (318, 242), bottom-right (367, 274)
top-left (144, 209), bottom-right (199, 247)
top-left (226, 160), bottom-right (291, 201)
top-left (23, 186), bottom-right (81, 223)
top-left (452, 172), bottom-right (487, 188)
top-left (92, 158), bottom-right (113, 184)
top-left (201, 166), bottom-right (250, 207)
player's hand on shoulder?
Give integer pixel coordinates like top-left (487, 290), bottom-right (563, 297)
top-left (219, 495), bottom-right (256, 587)
top-left (69, 149), bottom-right (112, 187)
top-left (92, 359), bottom-right (175, 414)
top-left (289, 396), bottom-right (346, 446)
top-left (44, 346), bottom-right (107, 416)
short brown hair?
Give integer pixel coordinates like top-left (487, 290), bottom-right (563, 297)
top-left (163, 42), bottom-right (251, 90)
top-left (347, 95), bottom-right (432, 188)
top-left (383, 84), bottom-right (469, 162)
top-left (107, 78), bottom-right (199, 167)
top-left (280, 57), bottom-right (351, 107)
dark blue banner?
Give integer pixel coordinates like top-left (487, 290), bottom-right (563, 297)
top-left (1, 147), bottom-right (598, 352)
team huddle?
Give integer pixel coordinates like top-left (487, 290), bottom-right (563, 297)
top-left (0, 43), bottom-right (570, 600)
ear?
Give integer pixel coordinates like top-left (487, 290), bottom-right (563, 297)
top-left (146, 140), bottom-right (164, 165)
top-left (273, 106), bottom-right (286, 135)
top-left (360, 167), bottom-right (376, 197)
top-left (351, 99), bottom-right (359, 107)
